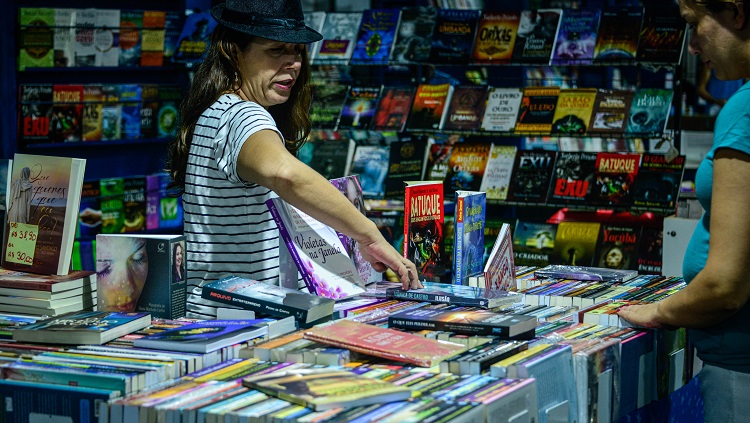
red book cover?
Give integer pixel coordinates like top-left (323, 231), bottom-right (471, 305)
top-left (371, 86), bottom-right (416, 132)
top-left (0, 270), bottom-right (94, 292)
top-left (588, 152), bottom-right (641, 207)
top-left (50, 85), bottom-right (84, 143)
top-left (404, 181), bottom-right (445, 282)
top-left (406, 83), bottom-right (454, 131)
top-left (302, 319), bottom-right (467, 367)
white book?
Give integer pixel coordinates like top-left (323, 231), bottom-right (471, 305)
top-left (481, 87), bottom-right (523, 132)
top-left (95, 9), bottom-right (120, 67)
top-left (54, 8), bottom-right (76, 67)
top-left (480, 144), bottom-right (517, 201)
top-left (74, 8), bottom-right (97, 67)
top-left (315, 12), bottom-right (362, 62)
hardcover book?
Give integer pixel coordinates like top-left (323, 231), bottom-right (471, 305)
top-left (483, 222), bottom-right (515, 292)
top-left (547, 152), bottom-right (598, 206)
top-left (512, 9), bottom-right (563, 64)
top-left (96, 234), bottom-right (186, 319)
top-left (351, 9), bottom-right (401, 64)
top-left (480, 87), bottom-right (523, 132)
top-left (383, 137), bottom-right (430, 199)
top-left (242, 368), bottom-right (413, 411)
top-left (453, 190), bottom-right (486, 285)
top-left (550, 88), bottom-right (597, 135)
top-left (406, 83), bottom-right (454, 131)
top-left (444, 141), bottom-right (492, 197)
top-left (18, 84), bottom-right (53, 145)
top-left (371, 86), bottom-right (416, 132)
top-left (429, 9), bottom-right (480, 64)
top-left (471, 11), bottom-right (520, 63)
top-left (82, 85), bottom-right (103, 141)
top-left (625, 89), bottom-right (674, 136)
top-left (636, 6), bottom-right (686, 63)
top-left (442, 85), bottom-right (488, 131)
top-left (513, 220), bottom-right (557, 267)
top-left (506, 150), bottom-right (557, 204)
top-left (336, 86), bottom-right (381, 130)
top-left (389, 308), bottom-right (537, 339)
top-left (3, 154), bottom-right (85, 275)
top-left (550, 9), bottom-right (601, 65)
top-left (18, 8), bottom-right (55, 70)
top-left (632, 153), bottom-right (685, 210)
top-left (514, 86), bottom-right (561, 134)
top-left (588, 152), bottom-right (641, 207)
top-left (588, 89), bottom-right (634, 135)
top-left (315, 12), bottom-right (362, 62)
top-left (403, 180), bottom-right (445, 282)
top-left (12, 310), bottom-right (151, 345)
top-left (266, 197), bottom-right (365, 299)
top-left (390, 6), bottom-right (437, 63)
top-left (348, 144), bottom-right (389, 198)
top-left (302, 319), bottom-right (467, 367)
top-left (593, 7), bottom-right (644, 61)
top-left (480, 144), bottom-right (517, 201)
top-left (550, 221), bottom-right (603, 267)
top-left (310, 83), bottom-right (348, 130)
top-left (50, 84), bottom-right (83, 142)
top-left (385, 281), bottom-right (521, 309)
top-left (594, 224), bottom-right (640, 271)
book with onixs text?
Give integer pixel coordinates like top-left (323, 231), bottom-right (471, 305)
top-left (444, 141), bottom-right (491, 197)
top-left (453, 190), bottom-right (486, 285)
top-left (389, 308), bottom-right (537, 339)
top-left (471, 11), bottom-right (520, 63)
top-left (404, 180), bottom-right (445, 282)
top-left (12, 310), bottom-right (150, 345)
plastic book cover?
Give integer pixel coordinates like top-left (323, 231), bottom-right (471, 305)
top-left (315, 12), bottom-right (362, 62)
top-left (512, 9), bottom-right (562, 63)
top-left (636, 226), bottom-right (663, 275)
top-left (133, 319), bottom-right (272, 353)
top-left (594, 224), bottom-right (640, 271)
top-left (349, 145), bottom-right (389, 198)
top-left (351, 9), bottom-right (401, 64)
top-left (480, 87), bottom-right (523, 132)
top-left (157, 85), bottom-right (181, 138)
top-left (173, 11), bottom-right (217, 63)
top-left (389, 308), bottom-right (537, 339)
top-left (119, 10), bottom-right (143, 67)
top-left (632, 153), bottom-right (685, 209)
top-left (404, 180), bottom-right (445, 282)
top-left (94, 9), bottom-right (120, 67)
top-left (53, 8), bottom-right (75, 68)
top-left (119, 84), bottom-right (142, 140)
top-left (383, 136), bottom-right (430, 199)
top-left (310, 83), bottom-right (348, 130)
top-left (550, 221), bottom-right (601, 267)
top-left (506, 150), bottom-right (557, 204)
top-left (480, 144), bottom-right (517, 201)
top-left (483, 222), bottom-right (515, 292)
top-left (593, 7), bottom-right (644, 61)
top-left (550, 88), bottom-right (597, 135)
top-left (18, 8), bottom-right (54, 70)
top-left (513, 220), bottom-right (557, 267)
top-left (588, 152), bottom-right (641, 207)
top-left (18, 84), bottom-right (53, 145)
top-left (636, 6), bottom-right (686, 63)
top-left (337, 86), bottom-right (381, 129)
top-left (385, 281), bottom-right (521, 309)
top-left (50, 84), bottom-right (83, 142)
top-left (547, 152), bottom-right (598, 205)
top-left (453, 190), bottom-right (486, 285)
top-left (371, 86), bottom-right (416, 132)
top-left (73, 8), bottom-right (96, 67)
top-left (407, 83), bottom-right (454, 131)
top-left (77, 180), bottom-right (101, 239)
top-left (535, 264), bottom-right (637, 282)
top-left (471, 11), bottom-right (520, 63)
top-left (390, 6), bottom-right (437, 63)
top-left (442, 85), bottom-right (488, 131)
top-left (12, 311), bottom-right (151, 345)
top-left (429, 9), bottom-right (480, 64)
top-left (444, 141), bottom-right (491, 197)
top-left (625, 88), bottom-right (674, 135)
top-left (82, 85), bottom-right (103, 141)
top-left (588, 89), bottom-right (634, 135)
top-left (514, 86), bottom-right (560, 134)
top-left (550, 9), bottom-right (601, 65)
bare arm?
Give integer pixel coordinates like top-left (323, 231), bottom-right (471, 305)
top-left (619, 149), bottom-right (750, 328)
top-left (237, 130), bottom-right (421, 289)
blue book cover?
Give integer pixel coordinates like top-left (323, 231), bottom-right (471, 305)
top-left (0, 379), bottom-right (119, 422)
top-left (625, 88), bottom-right (674, 135)
top-left (173, 11), bottom-right (217, 63)
top-left (119, 84), bottom-right (142, 140)
top-left (336, 86), bottom-right (381, 129)
top-left (12, 311), bottom-right (151, 345)
top-left (351, 9), bottom-right (401, 63)
top-left (551, 9), bottom-right (601, 65)
top-left (453, 190), bottom-right (486, 285)
top-left (349, 145), bottom-right (390, 198)
top-left (133, 319), bottom-right (275, 353)
top-left (429, 9), bottom-right (480, 64)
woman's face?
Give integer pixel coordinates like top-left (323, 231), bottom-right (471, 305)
top-left (97, 237), bottom-right (149, 312)
top-left (174, 244), bottom-right (183, 268)
top-left (681, 1), bottom-right (746, 80)
top-left (236, 38), bottom-right (304, 108)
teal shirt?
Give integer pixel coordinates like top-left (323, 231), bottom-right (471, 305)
top-left (683, 81), bottom-right (750, 372)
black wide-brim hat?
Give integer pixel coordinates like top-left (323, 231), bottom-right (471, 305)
top-left (211, 0), bottom-right (323, 44)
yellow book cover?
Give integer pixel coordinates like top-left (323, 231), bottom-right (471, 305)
top-left (471, 11), bottom-right (520, 62)
top-left (550, 88), bottom-right (597, 134)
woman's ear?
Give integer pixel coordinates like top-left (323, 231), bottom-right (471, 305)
top-left (734, 1), bottom-right (747, 29)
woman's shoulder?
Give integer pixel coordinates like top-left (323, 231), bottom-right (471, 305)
top-left (217, 94), bottom-right (271, 118)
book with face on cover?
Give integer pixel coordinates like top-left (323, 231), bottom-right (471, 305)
top-left (12, 310), bottom-right (151, 345)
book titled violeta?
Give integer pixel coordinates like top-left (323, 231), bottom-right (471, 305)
top-left (12, 311), bottom-right (151, 345)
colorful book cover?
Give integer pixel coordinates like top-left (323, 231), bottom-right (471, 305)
top-left (145, 174), bottom-right (160, 231)
top-left (3, 154), bottom-right (86, 276)
top-left (389, 308), bottom-right (537, 339)
top-left (386, 282), bottom-right (521, 309)
top-left (96, 234), bottom-right (186, 319)
top-left (119, 84), bottom-right (142, 140)
top-left (506, 149), bottom-right (557, 203)
top-left (310, 83), bottom-right (348, 130)
top-left (429, 9), bottom-right (480, 64)
top-left (133, 318), bottom-right (272, 354)
top-left (551, 221), bottom-right (601, 267)
top-left (514, 86), bottom-right (560, 134)
top-left (119, 10), bottom-right (143, 67)
top-left (453, 190), bottom-right (486, 285)
top-left (351, 9), bottom-right (401, 63)
top-left (0, 379), bottom-right (118, 422)
top-left (625, 88), bottom-right (674, 135)
top-left (406, 83), bottom-right (454, 131)
top-left (593, 7), bottom-right (644, 61)
top-left (94, 9), bottom-right (120, 67)
top-left (513, 220), bottom-right (557, 267)
top-left (122, 176), bottom-right (146, 232)
top-left (73, 8), bottom-right (96, 67)
top-left (588, 152), bottom-right (641, 207)
top-left (424, 140), bottom-right (455, 184)
top-left (141, 10), bottom-right (166, 67)
top-left (349, 145), bottom-right (389, 198)
top-left (18, 8), bottom-right (55, 70)
top-left (588, 89), bottom-right (634, 135)
top-left (140, 84), bottom-right (159, 139)
top-left (480, 87), bottom-right (523, 132)
top-left (390, 6), bottom-right (437, 63)
top-left (163, 11), bottom-right (184, 60)
top-left (442, 85), bottom-right (488, 131)
top-left (471, 11), bottom-right (520, 63)
top-left (547, 152), bottom-right (598, 206)
top-left (636, 6), bottom-right (686, 63)
top-left (550, 9), bottom-right (601, 64)
top-left (302, 319), bottom-right (467, 367)
top-left (266, 197), bottom-right (365, 299)
top-left (157, 172), bottom-right (183, 230)
top-left (573, 339), bottom-right (620, 423)
top-left (404, 181), bottom-right (445, 282)
top-left (480, 144), bottom-right (517, 201)
top-left (594, 224), bottom-right (640, 271)
top-left (636, 226), bottom-right (663, 275)
top-left (371, 86), bottom-right (416, 132)
top-left (444, 141), bottom-right (492, 197)
top-left (337, 86), bottom-right (381, 129)
top-left (50, 84), bottom-right (83, 143)
top-left (551, 88), bottom-right (597, 135)
top-left (315, 12), bottom-right (362, 62)
top-left (99, 177), bottom-right (124, 234)
top-left (76, 180), bottom-right (101, 240)
top-left (101, 84), bottom-right (121, 141)
top-left (512, 9), bottom-right (563, 64)
top-left (53, 8), bottom-right (75, 68)
top-left (173, 11), bottom-right (217, 63)
top-left (483, 222), bottom-right (515, 292)
top-left (303, 138), bottom-right (356, 180)
top-left (18, 84), bottom-right (53, 144)
top-left (157, 85), bottom-right (181, 138)
top-left (383, 137), bottom-right (430, 199)
top-left (12, 311), bottom-right (151, 345)
top-left (632, 153), bottom-right (685, 210)
top-left (82, 85), bottom-right (103, 141)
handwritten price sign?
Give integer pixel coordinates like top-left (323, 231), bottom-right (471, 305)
top-left (5, 222), bottom-right (38, 266)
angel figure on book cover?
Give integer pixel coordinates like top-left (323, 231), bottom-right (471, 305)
top-left (7, 167), bottom-right (33, 224)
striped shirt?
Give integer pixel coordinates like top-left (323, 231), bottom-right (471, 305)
top-left (184, 94), bottom-right (284, 319)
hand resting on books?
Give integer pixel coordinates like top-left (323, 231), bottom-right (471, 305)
top-left (616, 303), bottom-right (676, 330)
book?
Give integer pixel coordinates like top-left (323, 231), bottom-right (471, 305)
top-left (73, 8), bottom-right (96, 67)
top-left (310, 82), bottom-right (348, 130)
top-left (383, 136), bottom-right (430, 199)
top-left (301, 137), bottom-right (356, 180)
top-left (200, 276), bottom-right (334, 325)
top-left (390, 6), bottom-right (437, 63)
top-left (12, 310), bottom-right (150, 345)
top-left (140, 84), bottom-right (159, 139)
top-left (163, 11), bottom-right (184, 61)
top-left (266, 197), bottom-right (365, 299)
top-left (480, 87), bottom-right (523, 132)
top-left (632, 153), bottom-right (685, 210)
top-left (94, 8), bottom-right (120, 67)
top-left (157, 85), bottom-right (181, 139)
top-left (53, 8), bottom-right (76, 68)
top-left (314, 12), bottom-right (362, 62)
top-left (573, 338), bottom-right (620, 423)
top-left (50, 84), bottom-right (83, 142)
top-left (441, 85), bottom-right (488, 131)
top-left (514, 86), bottom-right (561, 134)
top-left (173, 11), bottom-right (217, 63)
top-left (18, 84), bottom-right (53, 145)
top-left (636, 6), bottom-right (686, 63)
top-left (3, 154), bottom-right (85, 275)
top-left (351, 9), bottom-right (401, 64)
top-left (242, 368), bottom-right (413, 411)
top-left (141, 10), bottom-right (166, 66)
top-left (0, 379), bottom-right (119, 422)
top-left (304, 11), bottom-right (326, 63)
top-left (588, 152), bottom-right (641, 207)
top-left (550, 9), bottom-right (601, 65)
top-left (386, 281), bottom-right (521, 309)
top-left (594, 224), bottom-right (640, 271)
top-left (404, 180), bottom-right (445, 282)
top-left (82, 84), bottom-right (103, 141)
top-left (588, 89), bottom-right (634, 135)
top-left (122, 176), bottom-right (146, 232)
top-left (119, 10), bottom-right (143, 67)
top-left (336, 86), bottom-right (381, 129)
top-left (506, 150), bottom-right (557, 204)
top-left (593, 7), bottom-right (644, 61)
top-left (371, 86), bottom-right (416, 132)
top-left (550, 222), bottom-right (601, 267)
top-left (535, 265), bottom-right (637, 283)
top-left (424, 140), bottom-right (455, 184)
top-left (636, 226), bottom-right (663, 275)
top-left (429, 9), bottom-right (480, 64)
top-left (389, 308), bottom-right (537, 339)
top-left (0, 269), bottom-right (94, 294)
top-left (471, 11), bottom-right (520, 63)
top-left (349, 144), bottom-right (390, 198)
top-left (119, 84), bottom-right (142, 140)
top-left (550, 88), bottom-right (597, 135)
top-left (453, 190), bottom-right (486, 285)
top-left (444, 141), bottom-right (492, 197)
top-left (101, 84), bottom-right (122, 141)
top-left (406, 83), bottom-right (454, 131)
top-left (133, 319), bottom-right (279, 354)
top-left (96, 234), bottom-right (186, 319)
top-left (625, 88), bottom-right (674, 136)
top-left (302, 319), bottom-right (467, 367)
top-left (18, 8), bottom-right (55, 71)
top-left (513, 220), bottom-right (557, 267)
top-left (511, 8), bottom-right (563, 64)
top-left (480, 144), bottom-right (517, 201)
top-left (547, 152), bottom-right (598, 206)
top-left (483, 222), bottom-right (515, 292)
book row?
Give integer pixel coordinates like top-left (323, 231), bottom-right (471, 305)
top-left (304, 6), bottom-right (685, 66)
top-left (18, 84), bottom-right (182, 144)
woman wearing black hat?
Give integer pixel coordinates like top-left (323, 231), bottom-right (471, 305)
top-left (166, 0), bottom-right (421, 319)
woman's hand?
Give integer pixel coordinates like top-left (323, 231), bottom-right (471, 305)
top-left (358, 236), bottom-right (422, 290)
top-left (616, 302), bottom-right (675, 330)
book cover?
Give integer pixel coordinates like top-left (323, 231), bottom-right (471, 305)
top-left (18, 8), bottom-right (54, 70)
top-left (315, 12), bottom-right (362, 62)
top-left (157, 172), bottom-right (183, 230)
top-left (385, 282), bottom-right (520, 309)
top-left (512, 9), bottom-right (563, 64)
top-left (390, 6), bottom-right (437, 63)
top-left (133, 319), bottom-right (273, 354)
top-left (632, 153), bottom-right (685, 209)
top-left (588, 152), bottom-right (641, 207)
top-left (550, 88), bottom-right (597, 135)
top-left (594, 224), bottom-right (640, 271)
top-left (513, 220), bottom-right (557, 267)
top-left (625, 89), bottom-right (674, 136)
top-left (120, 84), bottom-right (143, 140)
top-left (119, 10), bottom-right (143, 67)
top-left (3, 154), bottom-right (85, 276)
top-left (550, 221), bottom-right (602, 267)
top-left (480, 87), bottom-right (523, 132)
top-left (389, 308), bottom-right (537, 339)
top-left (242, 368), bottom-right (413, 411)
top-left (0, 379), bottom-right (118, 422)
top-left (471, 11), bottom-right (520, 63)
top-left (145, 174), bottom-right (160, 231)
top-left (12, 310), bottom-right (150, 345)
top-left (573, 339), bottom-right (620, 423)
top-left (96, 234), bottom-right (186, 319)
top-left (514, 86), bottom-right (560, 134)
top-left (302, 319), bottom-right (467, 367)
top-left (304, 11), bottom-right (326, 63)
top-left (424, 140), bottom-right (455, 184)
top-left (173, 11), bottom-right (217, 63)
top-left (547, 152), bottom-right (598, 206)
top-left (18, 84), bottom-right (53, 145)
top-left (141, 10), bottom-right (166, 67)
top-left (266, 197), bottom-right (365, 299)
top-left (336, 86), bottom-right (381, 130)
top-left (404, 181), bottom-right (445, 282)
top-left (383, 137), bottom-right (430, 199)
top-left (371, 86), bottom-right (416, 132)
top-left (429, 9), bottom-right (480, 64)
top-left (636, 226), bottom-right (663, 275)
top-left (453, 190), bottom-right (486, 285)
top-left (480, 144), bottom-right (517, 201)
top-left (99, 176), bottom-right (124, 233)
top-left (0, 269), bottom-right (94, 294)
top-left (123, 176), bottom-right (146, 232)
top-left (351, 9), bottom-right (401, 64)
top-left (82, 85), bottom-right (103, 141)
top-left (593, 7), bottom-right (644, 61)
top-left (349, 145), bottom-right (389, 198)
top-left (157, 85), bottom-right (181, 138)
top-left (101, 84), bottom-right (122, 141)
top-left (94, 9), bottom-right (120, 67)
top-left (483, 222), bottom-right (515, 292)
top-left (588, 89), bottom-right (634, 135)
top-left (310, 83), bottom-right (348, 130)
top-left (76, 180), bottom-right (101, 239)
top-left (444, 141), bottom-right (492, 197)
top-left (550, 9), bottom-right (601, 65)
top-left (140, 84), bottom-right (159, 139)
top-left (164, 11), bottom-right (184, 60)
top-left (506, 150), bottom-right (557, 204)
top-left (304, 137), bottom-right (356, 180)
top-left (406, 83), bottom-right (454, 131)
top-left (50, 84), bottom-right (83, 143)
top-left (636, 6), bottom-right (686, 63)
top-left (53, 8), bottom-right (76, 68)
top-left (442, 85), bottom-right (488, 131)
top-left (73, 8), bottom-right (96, 67)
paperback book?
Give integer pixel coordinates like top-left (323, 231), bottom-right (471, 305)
top-left (471, 11), bottom-right (520, 63)
top-left (534, 264), bottom-right (637, 283)
top-left (550, 221), bottom-right (602, 267)
top-left (636, 226), bottom-right (663, 275)
top-left (300, 137), bottom-right (356, 180)
top-left (18, 84), bottom-right (53, 145)
top-left (588, 89), bottom-right (634, 135)
top-left (483, 222), bottom-right (515, 292)
top-left (18, 8), bottom-right (55, 70)
top-left (453, 190), bottom-right (486, 285)
top-left (0, 269), bottom-right (95, 294)
top-left (547, 152), bottom-right (598, 206)
top-left (53, 8), bottom-right (75, 68)
top-left (442, 85), bottom-right (488, 131)
top-left (593, 7), bottom-right (644, 61)
top-left (371, 86), bottom-right (416, 132)
top-left (385, 282), bottom-right (521, 309)
top-left (444, 141), bottom-right (492, 197)
top-left (12, 310), bottom-right (151, 345)
top-left (50, 84), bottom-right (83, 143)
top-left (480, 87), bottom-right (523, 132)
top-left (550, 88), bottom-right (597, 135)
top-left (594, 224), bottom-right (640, 271)
top-left (429, 9), bottom-right (481, 64)
top-left (550, 9), bottom-right (601, 65)
top-left (512, 9), bottom-right (563, 64)
top-left (315, 12), bottom-right (362, 62)
top-left (506, 150), bottom-right (557, 204)
top-left (514, 86), bottom-right (561, 134)
top-left (513, 220), bottom-right (557, 267)
top-left (390, 6), bottom-right (437, 63)
top-left (632, 153), bottom-right (685, 210)
top-left (389, 308), bottom-right (537, 339)
top-left (383, 137), bottom-right (430, 199)
top-left (350, 9), bottom-right (401, 64)
top-left (119, 10), bottom-right (142, 67)
top-left (310, 83), bottom-right (349, 130)
top-left (636, 6), bottom-right (686, 63)
top-left (82, 85), bottom-right (103, 141)
top-left (173, 11), bottom-right (217, 63)
top-left (304, 11), bottom-right (326, 63)
top-left (625, 89), bottom-right (674, 136)
top-left (336, 86), bottom-right (381, 130)
top-left (348, 144), bottom-right (389, 198)
top-left (480, 144), bottom-right (517, 202)
top-left (588, 152), bottom-right (641, 207)
top-left (403, 180), bottom-right (445, 282)
top-left (406, 83), bottom-right (454, 131)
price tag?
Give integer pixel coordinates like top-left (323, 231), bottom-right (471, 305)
top-left (4, 222), bottom-right (38, 266)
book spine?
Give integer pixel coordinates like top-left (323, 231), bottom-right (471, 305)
top-left (265, 199), bottom-right (317, 295)
top-left (389, 316), bottom-right (500, 336)
top-left (386, 290), bottom-right (488, 308)
top-left (201, 284), bottom-right (307, 323)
